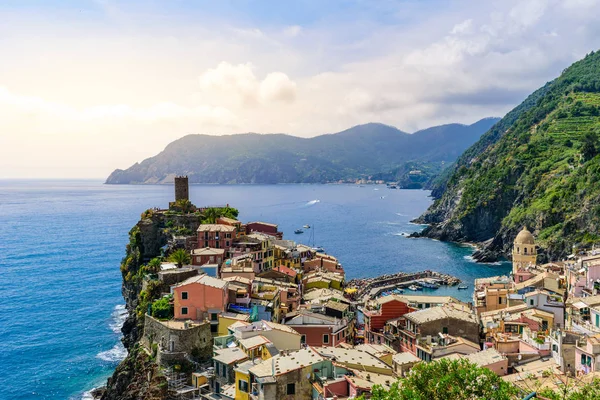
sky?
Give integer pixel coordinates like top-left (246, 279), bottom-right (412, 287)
top-left (1, 0), bottom-right (600, 178)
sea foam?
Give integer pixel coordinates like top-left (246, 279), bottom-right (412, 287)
top-left (96, 343), bottom-right (127, 362)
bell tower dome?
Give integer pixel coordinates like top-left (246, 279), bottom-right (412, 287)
top-left (512, 226), bottom-right (537, 277)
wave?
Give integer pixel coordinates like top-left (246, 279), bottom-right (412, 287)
top-left (463, 255), bottom-right (502, 266)
top-left (305, 199), bottom-right (320, 206)
top-left (80, 390), bottom-right (94, 400)
top-left (96, 342), bottom-right (127, 362)
top-left (110, 304), bottom-right (128, 334)
top-left (396, 213), bottom-right (408, 217)
top-left (392, 232), bottom-right (410, 237)
top-left (407, 222), bottom-right (428, 226)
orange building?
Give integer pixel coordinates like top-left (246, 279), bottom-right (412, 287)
top-left (173, 275), bottom-right (229, 322)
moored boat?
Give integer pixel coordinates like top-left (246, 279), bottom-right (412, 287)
top-left (294, 229), bottom-right (304, 234)
top-left (458, 284), bottom-right (469, 290)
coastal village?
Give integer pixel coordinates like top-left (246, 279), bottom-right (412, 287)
top-left (133, 177), bottom-right (600, 399)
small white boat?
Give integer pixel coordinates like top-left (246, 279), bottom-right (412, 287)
top-left (312, 246), bottom-right (325, 253)
top-left (458, 284), bottom-right (469, 290)
top-left (408, 285), bottom-right (420, 291)
top-left (303, 224), bottom-right (310, 229)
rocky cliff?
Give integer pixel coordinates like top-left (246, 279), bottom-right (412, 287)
top-left (415, 51), bottom-right (600, 261)
top-left (101, 209), bottom-right (203, 400)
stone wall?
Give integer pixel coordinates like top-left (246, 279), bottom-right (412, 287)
top-left (159, 268), bottom-right (199, 287)
top-left (142, 315), bottom-right (212, 366)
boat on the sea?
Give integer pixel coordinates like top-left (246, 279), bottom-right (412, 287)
top-left (458, 284), bottom-right (469, 290)
top-left (303, 224), bottom-right (311, 229)
top-left (312, 246), bottom-right (325, 253)
top-left (392, 288), bottom-right (404, 294)
top-left (419, 280), bottom-right (439, 289)
top-left (408, 285), bottom-right (420, 291)
top-left (294, 229), bottom-right (304, 234)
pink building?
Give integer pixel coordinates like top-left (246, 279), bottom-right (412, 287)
top-left (575, 334), bottom-right (600, 375)
top-left (173, 275), bottom-right (229, 321)
top-left (196, 224), bottom-right (237, 251)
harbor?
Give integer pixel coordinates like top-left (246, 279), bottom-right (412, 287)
top-left (345, 270), bottom-right (462, 303)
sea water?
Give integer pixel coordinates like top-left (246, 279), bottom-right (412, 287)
top-left (0, 180), bottom-right (510, 399)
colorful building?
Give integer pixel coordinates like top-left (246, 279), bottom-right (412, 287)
top-left (197, 224), bottom-right (237, 250)
top-left (173, 275), bottom-right (229, 323)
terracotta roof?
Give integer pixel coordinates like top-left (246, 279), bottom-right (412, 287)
top-left (274, 265), bottom-right (298, 277)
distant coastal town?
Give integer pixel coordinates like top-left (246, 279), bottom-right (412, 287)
top-left (99, 176), bottom-right (600, 399)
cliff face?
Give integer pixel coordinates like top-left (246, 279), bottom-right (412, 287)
top-left (101, 210), bottom-right (202, 400)
top-left (416, 51), bottom-right (600, 261)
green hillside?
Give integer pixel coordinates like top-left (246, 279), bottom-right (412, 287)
top-left (417, 51), bottom-right (600, 260)
top-left (105, 119), bottom-right (498, 185)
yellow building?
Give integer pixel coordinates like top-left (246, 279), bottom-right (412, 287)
top-left (217, 313), bottom-right (251, 337)
top-left (234, 360), bottom-right (254, 400)
top-left (512, 227), bottom-right (537, 275)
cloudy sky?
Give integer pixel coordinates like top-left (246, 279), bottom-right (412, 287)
top-left (2, 0), bottom-right (600, 178)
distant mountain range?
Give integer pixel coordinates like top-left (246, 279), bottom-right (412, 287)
top-left (105, 118), bottom-right (499, 185)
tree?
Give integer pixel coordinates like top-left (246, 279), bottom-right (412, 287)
top-left (168, 248), bottom-right (191, 268)
top-left (537, 376), bottom-right (600, 400)
top-left (580, 130), bottom-right (598, 162)
top-left (200, 207), bottom-right (239, 224)
top-left (360, 358), bottom-right (519, 400)
top-left (146, 257), bottom-right (162, 274)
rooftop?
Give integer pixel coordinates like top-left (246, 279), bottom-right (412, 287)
top-left (247, 221), bottom-right (278, 228)
top-left (314, 346), bottom-right (393, 370)
top-left (274, 265), bottom-right (298, 278)
top-left (249, 347), bottom-right (324, 377)
top-left (345, 369), bottom-right (393, 390)
top-left (196, 224), bottom-right (236, 232)
top-left (404, 305), bottom-right (477, 325)
top-left (463, 348), bottom-right (506, 367)
top-left (174, 274), bottom-right (228, 289)
top-left (238, 335), bottom-right (271, 350)
top-left (191, 247), bottom-right (225, 256)
top-left (213, 347), bottom-right (249, 365)
top-left (392, 352), bottom-right (420, 365)
top-left (325, 300), bottom-right (350, 312)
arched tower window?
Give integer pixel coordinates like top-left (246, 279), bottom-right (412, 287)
top-left (524, 248), bottom-right (528, 255)
top-left (517, 247), bottom-right (520, 254)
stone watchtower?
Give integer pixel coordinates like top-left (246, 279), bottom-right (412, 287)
top-left (174, 176), bottom-right (189, 202)
top-left (512, 226), bottom-right (537, 275)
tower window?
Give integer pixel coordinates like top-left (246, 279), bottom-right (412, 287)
top-left (524, 248), bottom-right (528, 255)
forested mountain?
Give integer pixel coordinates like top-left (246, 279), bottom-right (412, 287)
top-left (105, 119), bottom-right (498, 185)
top-left (416, 51), bottom-right (600, 261)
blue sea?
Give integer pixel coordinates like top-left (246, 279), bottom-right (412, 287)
top-left (0, 180), bottom-right (510, 399)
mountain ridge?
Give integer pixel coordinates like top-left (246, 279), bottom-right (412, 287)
top-left (106, 118), bottom-right (499, 185)
top-left (415, 50), bottom-right (600, 261)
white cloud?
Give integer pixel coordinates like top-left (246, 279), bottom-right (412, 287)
top-left (259, 72), bottom-right (297, 103)
top-left (197, 62), bottom-right (296, 106)
top-left (451, 19), bottom-right (473, 35)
